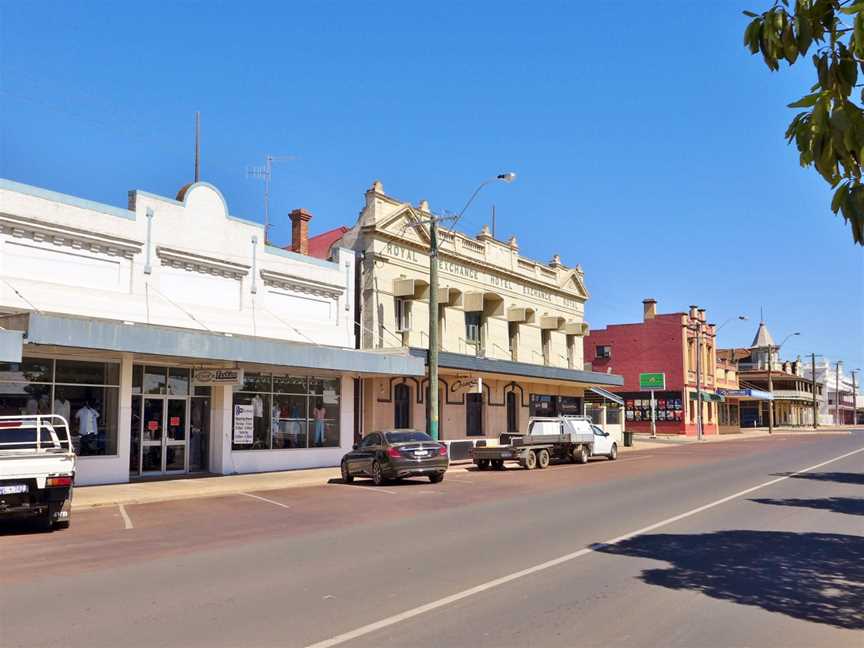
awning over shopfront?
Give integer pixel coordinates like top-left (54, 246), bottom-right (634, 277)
top-left (719, 388), bottom-right (774, 401)
top-left (4, 312), bottom-right (425, 376)
top-left (588, 386), bottom-right (624, 404)
top-left (687, 389), bottom-right (725, 402)
top-left (409, 349), bottom-right (624, 388)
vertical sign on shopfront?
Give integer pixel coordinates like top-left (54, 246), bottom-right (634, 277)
top-left (233, 404), bottom-right (254, 444)
top-left (639, 373), bottom-right (666, 439)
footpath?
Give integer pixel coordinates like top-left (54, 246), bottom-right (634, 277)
top-left (71, 426), bottom-right (856, 510)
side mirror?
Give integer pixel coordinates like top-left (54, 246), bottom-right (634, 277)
top-left (352, 444), bottom-right (358, 450)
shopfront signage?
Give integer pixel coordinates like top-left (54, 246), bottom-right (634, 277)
top-left (381, 243), bottom-right (581, 311)
top-left (194, 368), bottom-right (244, 386)
top-left (639, 373), bottom-right (666, 390)
top-left (233, 404), bottom-right (254, 444)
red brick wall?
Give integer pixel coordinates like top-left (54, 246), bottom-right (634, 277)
top-left (586, 313), bottom-right (718, 436)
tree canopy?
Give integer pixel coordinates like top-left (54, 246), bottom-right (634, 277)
top-left (744, 0), bottom-right (864, 244)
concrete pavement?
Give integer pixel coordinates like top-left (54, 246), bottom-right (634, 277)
top-left (2, 431), bottom-right (861, 648)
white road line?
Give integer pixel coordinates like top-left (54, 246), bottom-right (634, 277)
top-left (305, 444), bottom-right (864, 648)
top-left (117, 503), bottom-right (133, 530)
top-left (444, 478), bottom-right (473, 484)
top-left (348, 485), bottom-right (398, 495)
top-left (240, 492), bottom-right (293, 510)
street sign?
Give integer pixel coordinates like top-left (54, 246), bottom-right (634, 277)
top-left (639, 372), bottom-right (666, 390)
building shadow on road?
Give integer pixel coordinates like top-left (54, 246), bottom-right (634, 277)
top-left (750, 497), bottom-right (864, 516)
top-left (597, 530), bottom-right (863, 630)
top-left (772, 471), bottom-right (864, 485)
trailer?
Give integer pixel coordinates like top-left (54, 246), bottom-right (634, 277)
top-left (470, 416), bottom-right (618, 470)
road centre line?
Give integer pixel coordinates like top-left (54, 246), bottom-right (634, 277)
top-left (240, 492), bottom-right (293, 510)
top-left (117, 503), bottom-right (133, 530)
top-left (305, 444), bottom-right (864, 648)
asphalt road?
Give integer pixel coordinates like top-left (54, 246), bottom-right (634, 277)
top-left (1, 432), bottom-right (862, 648)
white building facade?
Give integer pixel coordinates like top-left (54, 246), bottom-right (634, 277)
top-left (799, 358), bottom-right (860, 425)
top-left (0, 178), bottom-right (421, 485)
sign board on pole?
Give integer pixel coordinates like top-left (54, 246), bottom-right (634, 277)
top-left (639, 372), bottom-right (666, 390)
top-left (194, 369), bottom-right (244, 386)
top-left (233, 404), bottom-right (254, 444)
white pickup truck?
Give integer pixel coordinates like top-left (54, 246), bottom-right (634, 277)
top-left (0, 415), bottom-right (76, 531)
top-left (470, 415), bottom-right (618, 470)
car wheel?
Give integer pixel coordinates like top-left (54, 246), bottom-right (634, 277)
top-left (476, 459), bottom-right (490, 471)
top-left (371, 461), bottom-right (387, 486)
top-left (492, 459), bottom-right (505, 471)
top-left (574, 445), bottom-right (589, 464)
top-left (537, 448), bottom-right (550, 469)
top-left (523, 450), bottom-right (538, 470)
top-left (608, 443), bottom-right (618, 461)
top-left (429, 472), bottom-right (444, 484)
top-left (341, 460), bottom-right (354, 483)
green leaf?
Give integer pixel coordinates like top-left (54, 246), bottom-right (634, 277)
top-left (839, 2), bottom-right (864, 16)
top-left (832, 183), bottom-right (849, 213)
top-left (782, 24), bottom-right (798, 63)
top-left (742, 10), bottom-right (759, 17)
top-left (855, 14), bottom-right (864, 58)
top-left (787, 92), bottom-right (820, 108)
top-left (796, 15), bottom-right (813, 55)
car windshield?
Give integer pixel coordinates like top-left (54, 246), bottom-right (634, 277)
top-left (385, 431), bottom-right (432, 444)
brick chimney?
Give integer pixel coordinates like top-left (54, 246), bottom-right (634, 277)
top-left (689, 305), bottom-right (699, 319)
top-left (289, 208), bottom-right (312, 255)
top-left (642, 298), bottom-right (657, 321)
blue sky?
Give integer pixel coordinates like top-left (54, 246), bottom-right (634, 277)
top-left (1, 1), bottom-right (862, 368)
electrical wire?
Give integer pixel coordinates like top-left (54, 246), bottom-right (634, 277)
top-left (0, 278), bottom-right (42, 314)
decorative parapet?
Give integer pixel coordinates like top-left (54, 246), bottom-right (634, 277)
top-left (0, 213), bottom-right (141, 259)
top-left (156, 246), bottom-right (249, 279)
top-left (259, 269), bottom-right (344, 299)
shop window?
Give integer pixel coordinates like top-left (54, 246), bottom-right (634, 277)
top-left (596, 345), bottom-right (612, 360)
top-left (168, 368), bottom-right (190, 396)
top-left (144, 366), bottom-right (167, 395)
top-left (395, 298), bottom-right (412, 332)
top-left (232, 374), bottom-right (340, 451)
top-left (0, 357), bottom-right (120, 457)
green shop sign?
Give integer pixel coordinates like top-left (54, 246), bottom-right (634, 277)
top-left (639, 372), bottom-right (666, 390)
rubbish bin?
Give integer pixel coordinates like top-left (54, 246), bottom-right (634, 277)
top-left (623, 431), bottom-right (634, 447)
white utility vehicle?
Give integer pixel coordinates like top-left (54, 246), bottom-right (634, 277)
top-left (0, 415), bottom-right (75, 531)
top-left (470, 415), bottom-right (618, 470)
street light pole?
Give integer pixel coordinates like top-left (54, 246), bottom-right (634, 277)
top-left (812, 352), bottom-right (819, 429)
top-left (852, 369), bottom-right (860, 426)
top-left (424, 172), bottom-right (516, 441)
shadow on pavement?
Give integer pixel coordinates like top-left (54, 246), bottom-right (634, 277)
top-left (597, 530), bottom-right (863, 629)
top-left (773, 471), bottom-right (864, 485)
top-left (750, 497), bottom-right (864, 516)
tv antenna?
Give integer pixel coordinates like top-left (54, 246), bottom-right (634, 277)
top-left (247, 154), bottom-right (296, 245)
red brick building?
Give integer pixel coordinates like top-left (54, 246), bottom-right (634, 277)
top-left (584, 299), bottom-right (721, 436)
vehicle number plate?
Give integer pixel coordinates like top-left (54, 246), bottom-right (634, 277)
top-left (0, 484), bottom-right (27, 495)
top-left (414, 450), bottom-right (429, 457)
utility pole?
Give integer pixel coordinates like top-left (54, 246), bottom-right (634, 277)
top-left (811, 352), bottom-right (818, 429)
top-left (428, 216), bottom-right (440, 441)
top-left (852, 369), bottom-right (859, 426)
top-left (833, 361), bottom-right (840, 424)
top-left (767, 344), bottom-right (774, 434)
top-left (418, 172), bottom-right (516, 441)
top-left (194, 111), bottom-right (201, 183)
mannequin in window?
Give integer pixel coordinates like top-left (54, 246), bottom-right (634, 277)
top-left (53, 396), bottom-right (71, 423)
top-left (76, 402), bottom-right (100, 454)
top-left (313, 401), bottom-right (326, 446)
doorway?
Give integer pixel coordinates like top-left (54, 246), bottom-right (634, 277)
top-left (506, 391), bottom-right (519, 433)
top-left (394, 383), bottom-right (411, 429)
top-left (466, 393), bottom-right (484, 436)
top-left (139, 396), bottom-right (188, 474)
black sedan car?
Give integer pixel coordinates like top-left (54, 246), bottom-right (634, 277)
top-left (341, 430), bottom-right (449, 485)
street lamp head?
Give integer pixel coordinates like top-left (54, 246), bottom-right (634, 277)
top-left (497, 172), bottom-right (517, 183)
top-left (738, 315), bottom-right (748, 321)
